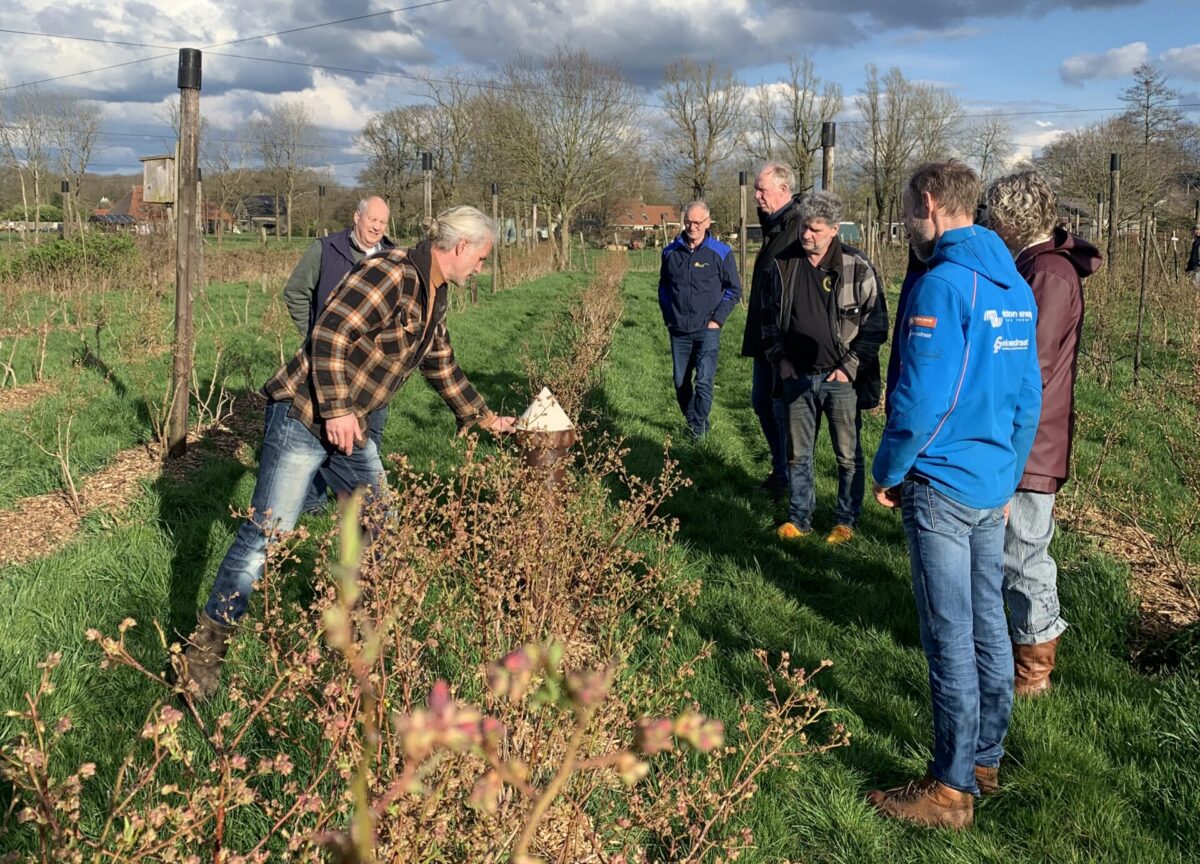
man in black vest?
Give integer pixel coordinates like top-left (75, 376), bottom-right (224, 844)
top-left (283, 195), bottom-right (393, 511)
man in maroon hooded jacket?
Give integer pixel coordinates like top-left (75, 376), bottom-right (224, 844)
top-left (984, 170), bottom-right (1101, 696)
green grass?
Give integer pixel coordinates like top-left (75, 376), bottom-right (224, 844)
top-left (1, 260), bottom-right (1198, 862)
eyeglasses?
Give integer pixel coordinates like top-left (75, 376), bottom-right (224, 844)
top-left (684, 219), bottom-right (710, 227)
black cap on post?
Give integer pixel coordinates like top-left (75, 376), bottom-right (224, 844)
top-left (421, 152), bottom-right (432, 172)
top-left (177, 48), bottom-right (202, 91)
top-left (61, 180), bottom-right (70, 194)
top-left (739, 170), bottom-right (747, 186)
top-left (1110, 153), bottom-right (1121, 171)
top-left (319, 185), bottom-right (326, 197)
top-left (822, 121), bottom-right (836, 148)
top-left (491, 183), bottom-right (498, 196)
top-left (531, 195), bottom-right (537, 205)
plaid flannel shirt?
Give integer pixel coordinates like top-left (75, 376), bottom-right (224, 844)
top-left (262, 240), bottom-right (490, 437)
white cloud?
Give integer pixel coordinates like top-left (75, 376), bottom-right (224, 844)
top-left (1059, 42), bottom-right (1147, 85)
top-left (1034, 120), bottom-right (1054, 128)
top-left (1158, 44), bottom-right (1200, 80)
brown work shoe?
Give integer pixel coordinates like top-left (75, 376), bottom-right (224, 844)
top-left (975, 764), bottom-right (999, 796)
top-left (867, 776), bottom-right (974, 829)
top-left (176, 613), bottom-right (236, 703)
top-left (825, 524), bottom-right (855, 545)
top-left (1014, 636), bottom-right (1059, 697)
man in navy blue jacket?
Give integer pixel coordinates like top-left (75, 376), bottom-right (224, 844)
top-left (658, 201), bottom-right (741, 438)
top-left (869, 162), bottom-right (1042, 830)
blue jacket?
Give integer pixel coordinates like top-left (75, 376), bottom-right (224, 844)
top-left (658, 234), bottom-right (741, 334)
top-left (873, 226), bottom-right (1043, 510)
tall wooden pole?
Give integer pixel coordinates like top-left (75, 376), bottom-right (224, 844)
top-left (422, 152), bottom-right (432, 221)
top-left (490, 183), bottom-right (499, 293)
top-left (531, 195), bottom-right (538, 246)
top-left (821, 122), bottom-right (836, 192)
top-left (738, 170), bottom-right (748, 292)
top-left (1107, 153), bottom-right (1121, 269)
top-left (60, 180), bottom-right (72, 240)
top-left (169, 49), bottom-right (201, 459)
top-left (1095, 193), bottom-right (1103, 242)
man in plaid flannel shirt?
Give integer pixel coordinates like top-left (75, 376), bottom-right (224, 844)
top-left (179, 206), bottom-right (514, 700)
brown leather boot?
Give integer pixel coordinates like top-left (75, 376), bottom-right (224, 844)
top-left (867, 776), bottom-right (974, 829)
top-left (1014, 636), bottom-right (1059, 697)
top-left (177, 613), bottom-right (236, 702)
top-left (975, 765), bottom-right (999, 796)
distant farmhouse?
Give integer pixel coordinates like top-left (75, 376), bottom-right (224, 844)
top-left (89, 185), bottom-right (234, 234)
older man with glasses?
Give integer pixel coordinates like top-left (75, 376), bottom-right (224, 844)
top-left (658, 200), bottom-right (741, 438)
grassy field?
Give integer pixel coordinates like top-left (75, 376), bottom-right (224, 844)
top-left (1, 249), bottom-right (1198, 861)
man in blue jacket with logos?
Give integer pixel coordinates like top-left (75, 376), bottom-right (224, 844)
top-left (658, 200), bottom-right (742, 438)
top-left (869, 161), bottom-right (1042, 830)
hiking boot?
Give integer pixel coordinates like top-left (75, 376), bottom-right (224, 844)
top-left (777, 522), bottom-right (812, 542)
top-left (867, 776), bottom-right (974, 830)
top-left (975, 764), bottom-right (999, 796)
top-left (825, 524), bottom-right (855, 545)
top-left (1014, 636), bottom-right (1059, 697)
top-left (177, 613), bottom-right (236, 702)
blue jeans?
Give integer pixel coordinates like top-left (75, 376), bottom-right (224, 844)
top-left (302, 405), bottom-right (388, 512)
top-left (205, 400), bottom-right (386, 624)
top-left (781, 374), bottom-right (864, 530)
top-left (750, 355), bottom-right (788, 481)
top-left (901, 481), bottom-right (1013, 794)
top-left (1003, 491), bottom-right (1068, 645)
top-left (670, 329), bottom-right (721, 437)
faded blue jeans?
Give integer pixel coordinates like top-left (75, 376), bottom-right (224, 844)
top-left (302, 405), bottom-right (389, 512)
top-left (750, 355), bottom-right (788, 482)
top-left (205, 400), bottom-right (386, 624)
top-left (670, 328), bottom-right (722, 438)
top-left (1003, 491), bottom-right (1068, 645)
top-left (901, 480), bottom-right (1013, 794)
top-left (782, 374), bottom-right (864, 530)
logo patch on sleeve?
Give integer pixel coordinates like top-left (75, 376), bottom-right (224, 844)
top-left (909, 315), bottom-right (938, 329)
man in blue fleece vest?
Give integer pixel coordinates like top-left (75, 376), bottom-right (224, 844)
top-left (868, 161), bottom-right (1042, 830)
top-left (658, 200), bottom-right (742, 438)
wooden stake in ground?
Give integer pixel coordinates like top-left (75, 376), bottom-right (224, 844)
top-left (738, 170), bottom-right (747, 293)
top-left (1107, 153), bottom-right (1121, 270)
top-left (821, 122), bottom-right (836, 192)
top-left (170, 48), bottom-right (202, 459)
top-left (1134, 211), bottom-right (1151, 385)
top-left (491, 183), bottom-right (499, 293)
top-left (422, 152), bottom-right (432, 221)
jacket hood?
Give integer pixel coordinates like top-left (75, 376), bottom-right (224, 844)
top-left (1016, 227), bottom-right (1102, 278)
top-left (929, 225), bottom-right (1026, 291)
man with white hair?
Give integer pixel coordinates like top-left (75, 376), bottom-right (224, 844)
top-left (283, 195), bottom-right (394, 513)
top-left (179, 205), bottom-right (515, 701)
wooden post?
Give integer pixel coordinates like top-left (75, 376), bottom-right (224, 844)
top-left (1107, 153), bottom-right (1121, 269)
top-left (532, 195), bottom-right (538, 246)
top-left (1133, 211), bottom-right (1151, 385)
top-left (821, 122), bottom-right (836, 192)
top-left (317, 184), bottom-right (325, 236)
top-left (1095, 193), bottom-right (1103, 242)
top-left (422, 152), bottom-right (432, 221)
top-left (865, 197), bottom-right (874, 260)
top-left (738, 170), bottom-right (748, 293)
top-left (169, 48), bottom-right (201, 459)
top-left (491, 183), bottom-right (499, 293)
top-left (60, 180), bottom-right (72, 240)
top-left (578, 230), bottom-right (586, 273)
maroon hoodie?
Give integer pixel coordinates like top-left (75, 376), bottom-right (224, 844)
top-left (1016, 227), bottom-right (1102, 493)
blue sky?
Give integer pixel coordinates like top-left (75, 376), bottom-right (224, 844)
top-left (0, 0), bottom-right (1196, 182)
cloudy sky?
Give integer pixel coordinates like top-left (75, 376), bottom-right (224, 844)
top-left (1, 0), bottom-right (1197, 183)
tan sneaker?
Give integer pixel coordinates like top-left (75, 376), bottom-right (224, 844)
top-left (867, 776), bottom-right (974, 829)
top-left (776, 522), bottom-right (812, 542)
top-left (1014, 637), bottom-right (1059, 697)
top-left (825, 524), bottom-right (855, 545)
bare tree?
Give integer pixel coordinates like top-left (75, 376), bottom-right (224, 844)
top-left (909, 83), bottom-right (962, 164)
top-left (359, 106), bottom-right (430, 235)
top-left (1119, 62), bottom-right (1185, 214)
top-left (964, 112), bottom-right (1014, 182)
top-left (484, 50), bottom-right (641, 269)
top-left (202, 126), bottom-right (251, 246)
top-left (250, 100), bottom-right (322, 239)
top-left (746, 55), bottom-right (843, 193)
top-left (1, 85), bottom-right (53, 242)
top-left (48, 91), bottom-right (102, 236)
top-left (658, 60), bottom-right (744, 200)
top-left (851, 65), bottom-right (919, 223)
top-left (425, 72), bottom-right (481, 207)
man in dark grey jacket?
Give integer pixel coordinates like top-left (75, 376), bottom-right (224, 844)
top-left (282, 195), bottom-right (393, 512)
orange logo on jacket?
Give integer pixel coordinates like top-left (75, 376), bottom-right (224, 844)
top-left (910, 315), bottom-right (938, 329)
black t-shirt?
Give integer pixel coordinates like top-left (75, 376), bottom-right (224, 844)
top-left (785, 240), bottom-right (840, 373)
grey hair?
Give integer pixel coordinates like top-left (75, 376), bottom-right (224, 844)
top-left (759, 161), bottom-right (795, 192)
top-left (422, 205), bottom-right (497, 251)
top-left (356, 195), bottom-right (388, 216)
top-left (683, 200), bottom-right (710, 219)
top-left (796, 190), bottom-right (843, 228)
